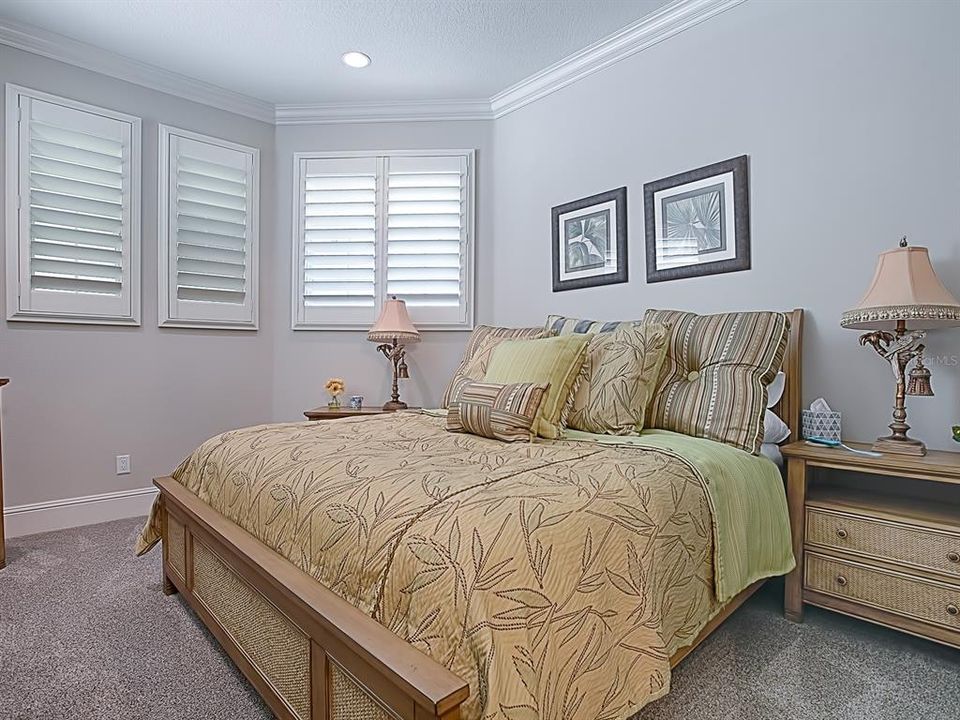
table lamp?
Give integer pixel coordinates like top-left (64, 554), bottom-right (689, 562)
top-left (841, 238), bottom-right (960, 456)
top-left (368, 296), bottom-right (420, 410)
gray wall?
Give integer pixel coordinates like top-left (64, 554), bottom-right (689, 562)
top-left (0, 45), bottom-right (276, 507)
top-left (489, 0), bottom-right (960, 449)
top-left (270, 121), bottom-right (493, 421)
top-left (3, 0), bottom-right (959, 516)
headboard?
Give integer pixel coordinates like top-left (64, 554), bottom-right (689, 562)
top-left (771, 308), bottom-right (804, 442)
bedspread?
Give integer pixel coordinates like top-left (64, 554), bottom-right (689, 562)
top-left (138, 411), bottom-right (792, 719)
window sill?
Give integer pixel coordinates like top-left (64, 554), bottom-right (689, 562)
top-left (7, 310), bottom-right (141, 327)
top-left (159, 318), bottom-right (258, 331)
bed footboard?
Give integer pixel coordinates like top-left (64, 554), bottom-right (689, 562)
top-left (156, 476), bottom-right (469, 720)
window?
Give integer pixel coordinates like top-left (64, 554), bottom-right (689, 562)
top-left (5, 86), bottom-right (141, 325)
top-left (158, 126), bottom-right (259, 329)
top-left (292, 150), bottom-right (474, 330)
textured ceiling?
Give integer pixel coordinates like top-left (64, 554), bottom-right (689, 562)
top-left (0, 0), bottom-right (672, 105)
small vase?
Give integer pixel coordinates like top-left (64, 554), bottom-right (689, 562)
top-left (328, 396), bottom-right (341, 409)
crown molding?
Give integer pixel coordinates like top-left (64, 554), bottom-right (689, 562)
top-left (0, 0), bottom-right (742, 126)
top-left (275, 98), bottom-right (494, 125)
top-left (0, 18), bottom-right (275, 124)
top-left (490, 0), bottom-right (746, 118)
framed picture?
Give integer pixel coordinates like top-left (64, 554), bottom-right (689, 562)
top-left (552, 187), bottom-right (627, 292)
top-left (643, 155), bottom-right (750, 283)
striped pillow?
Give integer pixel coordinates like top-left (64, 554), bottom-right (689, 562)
top-left (446, 379), bottom-right (549, 442)
top-left (441, 325), bottom-right (555, 408)
top-left (545, 314), bottom-right (641, 335)
top-left (645, 309), bottom-right (790, 454)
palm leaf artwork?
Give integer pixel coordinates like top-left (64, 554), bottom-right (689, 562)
top-left (665, 189), bottom-right (722, 253)
top-left (582, 214), bottom-right (608, 247)
top-left (565, 211), bottom-right (608, 271)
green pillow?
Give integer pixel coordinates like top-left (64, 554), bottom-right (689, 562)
top-left (484, 334), bottom-right (592, 438)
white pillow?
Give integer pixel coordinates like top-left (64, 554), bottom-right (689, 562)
top-left (763, 408), bottom-right (791, 444)
top-left (767, 371), bottom-right (786, 409)
top-left (760, 442), bottom-right (784, 467)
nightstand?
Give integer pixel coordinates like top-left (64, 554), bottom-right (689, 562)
top-left (782, 440), bottom-right (960, 648)
top-left (303, 406), bottom-right (418, 421)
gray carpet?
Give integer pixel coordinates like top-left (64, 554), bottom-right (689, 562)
top-left (1, 518), bottom-right (957, 720)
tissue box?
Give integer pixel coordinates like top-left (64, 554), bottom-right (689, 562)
top-left (802, 410), bottom-right (842, 442)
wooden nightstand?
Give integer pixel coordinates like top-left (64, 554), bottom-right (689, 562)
top-left (782, 440), bottom-right (960, 648)
top-left (303, 406), bottom-right (418, 421)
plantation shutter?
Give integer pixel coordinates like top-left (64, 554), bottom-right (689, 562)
top-left (292, 150), bottom-right (473, 330)
top-left (386, 154), bottom-right (470, 327)
top-left (296, 156), bottom-right (379, 327)
top-left (12, 92), bottom-right (140, 323)
top-left (160, 127), bottom-right (259, 328)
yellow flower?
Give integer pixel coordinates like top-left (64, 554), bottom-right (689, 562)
top-left (325, 377), bottom-right (345, 396)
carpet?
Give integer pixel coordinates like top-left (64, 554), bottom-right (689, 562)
top-left (1, 517), bottom-right (957, 719)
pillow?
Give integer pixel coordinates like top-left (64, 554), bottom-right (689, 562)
top-left (759, 443), bottom-right (784, 468)
top-left (453, 334), bottom-right (514, 393)
top-left (644, 309), bottom-right (791, 454)
top-left (545, 314), bottom-right (641, 335)
top-left (484, 334), bottom-right (592, 439)
top-left (767, 371), bottom-right (786, 409)
top-left (441, 325), bottom-right (555, 408)
top-left (763, 409), bottom-right (792, 444)
top-left (567, 323), bottom-right (669, 435)
top-left (446, 379), bottom-right (548, 442)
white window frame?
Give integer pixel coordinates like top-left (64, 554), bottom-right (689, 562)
top-left (291, 149), bottom-right (475, 331)
top-left (157, 125), bottom-right (259, 330)
top-left (5, 84), bottom-right (141, 325)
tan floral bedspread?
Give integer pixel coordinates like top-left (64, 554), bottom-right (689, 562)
top-left (138, 412), bottom-right (768, 719)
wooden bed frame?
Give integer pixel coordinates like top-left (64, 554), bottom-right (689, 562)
top-left (156, 309), bottom-right (803, 720)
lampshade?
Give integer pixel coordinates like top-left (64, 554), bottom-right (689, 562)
top-left (367, 297), bottom-right (421, 344)
top-left (841, 242), bottom-right (960, 330)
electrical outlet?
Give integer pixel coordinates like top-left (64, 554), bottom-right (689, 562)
top-left (116, 454), bottom-right (131, 475)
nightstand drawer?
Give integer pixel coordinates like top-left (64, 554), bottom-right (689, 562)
top-left (806, 506), bottom-right (960, 579)
top-left (805, 553), bottom-right (960, 631)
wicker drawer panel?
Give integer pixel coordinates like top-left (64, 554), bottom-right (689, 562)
top-left (805, 553), bottom-right (960, 631)
top-left (329, 660), bottom-right (399, 720)
top-left (193, 541), bottom-right (311, 720)
top-left (166, 514), bottom-right (186, 581)
top-left (806, 507), bottom-right (960, 578)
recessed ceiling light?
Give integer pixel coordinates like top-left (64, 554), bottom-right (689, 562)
top-left (341, 51), bottom-right (371, 69)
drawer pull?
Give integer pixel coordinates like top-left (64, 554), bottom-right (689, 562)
top-left (948, 604), bottom-right (959, 616)
top-left (836, 528), bottom-right (848, 539)
top-left (836, 575), bottom-right (848, 587)
top-left (948, 552), bottom-right (960, 564)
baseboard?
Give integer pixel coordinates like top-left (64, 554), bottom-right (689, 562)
top-left (3, 486), bottom-right (158, 538)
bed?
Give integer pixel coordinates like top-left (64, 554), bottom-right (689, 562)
top-left (138, 309), bottom-right (803, 720)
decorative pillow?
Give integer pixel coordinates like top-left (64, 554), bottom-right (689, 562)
top-left (441, 325), bottom-right (555, 408)
top-left (454, 334), bottom-right (516, 393)
top-left (545, 314), bottom-right (641, 335)
top-left (645, 309), bottom-right (791, 454)
top-left (446, 379), bottom-right (549, 442)
top-left (484, 334), bottom-right (592, 439)
top-left (567, 323), bottom-right (670, 435)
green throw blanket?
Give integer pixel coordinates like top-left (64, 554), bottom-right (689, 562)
top-left (564, 427), bottom-right (795, 602)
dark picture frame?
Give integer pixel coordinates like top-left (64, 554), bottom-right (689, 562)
top-left (643, 155), bottom-right (750, 283)
top-left (551, 187), bottom-right (628, 292)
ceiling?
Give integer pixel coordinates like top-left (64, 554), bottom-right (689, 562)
top-left (0, 0), bottom-right (673, 106)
